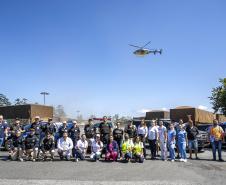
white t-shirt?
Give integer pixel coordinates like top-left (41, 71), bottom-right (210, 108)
top-left (57, 137), bottom-right (73, 151)
top-left (138, 126), bottom-right (148, 135)
top-left (91, 140), bottom-right (103, 153)
top-left (148, 126), bottom-right (158, 140)
top-left (158, 126), bottom-right (167, 142)
top-left (76, 139), bottom-right (88, 153)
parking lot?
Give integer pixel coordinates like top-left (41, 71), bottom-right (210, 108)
top-left (0, 149), bottom-right (226, 185)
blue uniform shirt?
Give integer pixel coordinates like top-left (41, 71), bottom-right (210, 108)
top-left (177, 130), bottom-right (187, 144)
top-left (168, 129), bottom-right (176, 144)
top-left (0, 122), bottom-right (7, 138)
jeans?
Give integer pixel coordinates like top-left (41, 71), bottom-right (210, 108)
top-left (124, 152), bottom-right (132, 160)
top-left (188, 139), bottom-right (198, 151)
top-left (90, 152), bottom-right (101, 161)
top-left (74, 149), bottom-right (85, 160)
top-left (0, 137), bottom-right (4, 147)
top-left (178, 142), bottom-right (187, 159)
top-left (211, 140), bottom-right (222, 160)
top-left (168, 143), bottom-right (175, 160)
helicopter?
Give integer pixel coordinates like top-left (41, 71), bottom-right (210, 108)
top-left (129, 41), bottom-right (162, 56)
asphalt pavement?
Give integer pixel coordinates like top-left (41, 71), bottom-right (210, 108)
top-left (0, 149), bottom-right (226, 185)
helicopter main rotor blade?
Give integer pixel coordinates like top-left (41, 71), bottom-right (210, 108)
top-left (129, 44), bottom-right (142, 48)
top-left (141, 41), bottom-right (151, 48)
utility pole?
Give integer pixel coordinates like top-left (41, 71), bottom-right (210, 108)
top-left (40, 92), bottom-right (49, 105)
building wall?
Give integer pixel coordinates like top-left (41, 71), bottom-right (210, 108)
top-left (0, 104), bottom-right (53, 122)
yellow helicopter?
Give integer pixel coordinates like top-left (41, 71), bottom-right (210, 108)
top-left (129, 41), bottom-right (162, 56)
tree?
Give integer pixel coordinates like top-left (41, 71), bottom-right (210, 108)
top-left (209, 78), bottom-right (226, 116)
top-left (54, 105), bottom-right (66, 120)
top-left (89, 115), bottom-right (96, 119)
top-left (112, 114), bottom-right (120, 123)
top-left (0, 94), bottom-right (11, 106)
top-left (77, 114), bottom-right (83, 123)
top-left (14, 98), bottom-right (28, 105)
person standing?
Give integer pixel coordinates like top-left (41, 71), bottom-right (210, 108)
top-left (41, 118), bottom-right (56, 136)
top-left (84, 119), bottom-right (95, 154)
top-left (30, 116), bottom-right (42, 139)
top-left (0, 115), bottom-right (8, 149)
top-left (9, 118), bottom-right (24, 137)
top-left (186, 120), bottom-right (199, 159)
top-left (113, 122), bottom-right (124, 159)
top-left (99, 116), bottom-right (112, 154)
top-left (209, 119), bottom-right (224, 161)
top-left (168, 123), bottom-right (176, 162)
top-left (175, 119), bottom-right (184, 158)
top-left (84, 119), bottom-right (95, 139)
top-left (148, 120), bottom-right (158, 160)
top-left (69, 120), bottom-right (80, 157)
top-left (124, 120), bottom-right (137, 141)
top-left (177, 124), bottom-right (188, 162)
top-left (137, 119), bottom-right (148, 159)
top-left (58, 121), bottom-right (69, 138)
top-left (158, 121), bottom-right (167, 161)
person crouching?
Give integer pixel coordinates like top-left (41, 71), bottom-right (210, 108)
top-left (8, 130), bottom-right (24, 161)
top-left (90, 134), bottom-right (103, 161)
top-left (57, 131), bottom-right (73, 161)
top-left (133, 136), bottom-right (144, 163)
top-left (121, 134), bottom-right (134, 162)
top-left (74, 134), bottom-right (88, 162)
top-left (23, 128), bottom-right (39, 162)
top-left (105, 135), bottom-right (119, 161)
top-left (40, 131), bottom-right (55, 161)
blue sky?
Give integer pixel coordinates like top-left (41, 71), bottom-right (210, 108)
top-left (0, 0), bottom-right (226, 118)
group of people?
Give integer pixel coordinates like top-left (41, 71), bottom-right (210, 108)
top-left (0, 114), bottom-right (225, 163)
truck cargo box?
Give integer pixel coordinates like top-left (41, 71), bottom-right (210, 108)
top-left (216, 114), bottom-right (226, 123)
top-left (0, 104), bottom-right (53, 123)
top-left (146, 111), bottom-right (170, 120)
top-left (170, 106), bottom-right (214, 124)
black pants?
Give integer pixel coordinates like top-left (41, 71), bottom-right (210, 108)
top-left (101, 134), bottom-right (110, 156)
top-left (139, 134), bottom-right (146, 158)
top-left (149, 139), bottom-right (156, 159)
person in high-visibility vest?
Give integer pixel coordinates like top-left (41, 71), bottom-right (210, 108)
top-left (133, 136), bottom-right (144, 163)
top-left (121, 134), bottom-right (134, 162)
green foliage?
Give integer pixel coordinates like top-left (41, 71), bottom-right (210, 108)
top-left (54, 105), bottom-right (66, 119)
top-left (14, 98), bottom-right (28, 105)
top-left (209, 78), bottom-right (226, 116)
top-left (0, 94), bottom-right (11, 106)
